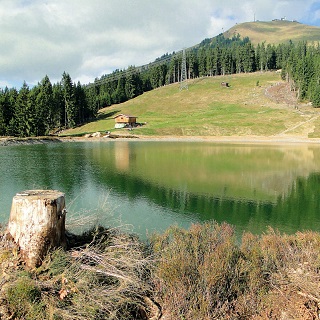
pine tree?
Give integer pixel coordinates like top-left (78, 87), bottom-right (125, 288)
top-left (3, 87), bottom-right (17, 131)
top-left (309, 52), bottom-right (320, 106)
top-left (234, 44), bottom-right (243, 73)
top-left (125, 66), bottom-right (142, 99)
top-left (84, 85), bottom-right (99, 118)
top-left (112, 76), bottom-right (126, 104)
top-left (198, 48), bottom-right (207, 77)
top-left (52, 82), bottom-right (64, 130)
top-left (61, 72), bottom-right (76, 128)
top-left (187, 51), bottom-right (198, 79)
top-left (36, 75), bottom-right (54, 135)
top-left (220, 47), bottom-right (232, 75)
top-left (242, 42), bottom-right (256, 73)
top-left (206, 48), bottom-right (214, 76)
top-left (257, 42), bottom-right (267, 71)
top-left (11, 82), bottom-right (33, 137)
top-left (0, 90), bottom-right (6, 135)
top-left (75, 81), bottom-right (90, 123)
top-left (266, 44), bottom-right (276, 70)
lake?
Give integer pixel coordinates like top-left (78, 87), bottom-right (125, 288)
top-left (1, 140), bottom-right (320, 238)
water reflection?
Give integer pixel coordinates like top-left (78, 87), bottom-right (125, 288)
top-left (0, 141), bottom-right (320, 237)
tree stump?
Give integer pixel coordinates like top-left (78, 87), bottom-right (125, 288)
top-left (6, 190), bottom-right (66, 268)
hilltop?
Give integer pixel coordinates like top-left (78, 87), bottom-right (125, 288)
top-left (224, 20), bottom-right (320, 45)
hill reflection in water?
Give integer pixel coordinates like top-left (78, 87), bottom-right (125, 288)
top-left (0, 141), bottom-right (319, 237)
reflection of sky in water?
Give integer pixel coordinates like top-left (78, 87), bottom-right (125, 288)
top-left (1, 142), bottom-right (320, 238)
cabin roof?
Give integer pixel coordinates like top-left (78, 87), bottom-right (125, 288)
top-left (114, 114), bottom-right (137, 119)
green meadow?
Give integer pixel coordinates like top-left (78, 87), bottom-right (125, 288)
top-left (63, 71), bottom-right (320, 138)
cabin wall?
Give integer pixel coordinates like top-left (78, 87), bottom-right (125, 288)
top-left (115, 117), bottom-right (137, 124)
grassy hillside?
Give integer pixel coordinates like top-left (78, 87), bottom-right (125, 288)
top-left (63, 71), bottom-right (320, 139)
top-left (61, 21), bottom-right (320, 140)
top-left (225, 20), bottom-right (320, 45)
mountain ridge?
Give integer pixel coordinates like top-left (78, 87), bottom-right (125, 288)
top-left (222, 20), bottom-right (320, 45)
top-left (100, 20), bottom-right (320, 84)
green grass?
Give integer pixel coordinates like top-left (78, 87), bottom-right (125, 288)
top-left (308, 117), bottom-right (320, 138)
top-left (62, 71), bottom-right (319, 138)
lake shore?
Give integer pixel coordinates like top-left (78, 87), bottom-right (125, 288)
top-left (64, 133), bottom-right (320, 145)
top-left (2, 134), bottom-right (320, 146)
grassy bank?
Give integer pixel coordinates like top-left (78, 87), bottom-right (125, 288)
top-left (62, 71), bottom-right (320, 139)
top-left (1, 222), bottom-right (320, 319)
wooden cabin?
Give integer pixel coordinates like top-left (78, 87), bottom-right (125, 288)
top-left (114, 114), bottom-right (137, 128)
top-left (221, 82), bottom-right (229, 87)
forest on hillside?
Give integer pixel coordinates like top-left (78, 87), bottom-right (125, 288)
top-left (1, 34), bottom-right (320, 137)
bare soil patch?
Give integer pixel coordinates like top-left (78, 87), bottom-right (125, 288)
top-left (265, 82), bottom-right (299, 106)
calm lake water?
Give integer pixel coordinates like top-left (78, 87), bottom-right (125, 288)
top-left (1, 141), bottom-right (320, 238)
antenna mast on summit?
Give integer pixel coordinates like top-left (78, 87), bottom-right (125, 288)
top-left (180, 48), bottom-right (188, 90)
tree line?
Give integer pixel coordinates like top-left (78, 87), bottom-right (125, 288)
top-left (0, 72), bottom-right (97, 137)
top-left (1, 34), bottom-right (320, 137)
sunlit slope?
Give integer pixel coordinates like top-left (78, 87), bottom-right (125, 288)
top-left (225, 20), bottom-right (320, 45)
top-left (64, 71), bottom-right (320, 138)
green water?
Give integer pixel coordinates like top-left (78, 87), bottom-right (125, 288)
top-left (1, 141), bottom-right (320, 237)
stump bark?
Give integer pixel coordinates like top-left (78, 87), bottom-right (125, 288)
top-left (6, 190), bottom-right (66, 268)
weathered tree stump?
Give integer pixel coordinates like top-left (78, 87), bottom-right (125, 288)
top-left (6, 190), bottom-right (66, 268)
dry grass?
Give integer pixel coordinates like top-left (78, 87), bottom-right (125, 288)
top-left (1, 222), bottom-right (320, 319)
top-left (226, 21), bottom-right (320, 45)
top-left (0, 225), bottom-right (157, 320)
top-left (151, 223), bottom-right (320, 319)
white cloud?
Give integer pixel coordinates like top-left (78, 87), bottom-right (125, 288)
top-left (0, 0), bottom-right (319, 88)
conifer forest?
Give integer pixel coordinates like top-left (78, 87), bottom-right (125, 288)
top-left (1, 35), bottom-right (320, 137)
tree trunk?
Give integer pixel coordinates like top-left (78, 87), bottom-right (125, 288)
top-left (6, 190), bottom-right (66, 268)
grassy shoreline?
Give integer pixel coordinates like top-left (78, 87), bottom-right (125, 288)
top-left (2, 134), bottom-right (320, 148)
top-left (0, 136), bottom-right (62, 146)
top-left (1, 222), bottom-right (320, 319)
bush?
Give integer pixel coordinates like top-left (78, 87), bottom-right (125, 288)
top-left (151, 222), bottom-right (249, 319)
top-left (151, 223), bottom-right (320, 319)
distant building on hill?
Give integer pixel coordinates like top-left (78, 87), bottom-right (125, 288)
top-left (114, 114), bottom-right (137, 129)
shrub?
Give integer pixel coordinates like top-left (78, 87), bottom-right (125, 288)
top-left (151, 222), bottom-right (250, 319)
top-left (151, 223), bottom-right (320, 319)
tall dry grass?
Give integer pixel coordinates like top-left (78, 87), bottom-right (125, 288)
top-left (151, 223), bottom-right (320, 319)
top-left (1, 222), bottom-right (320, 319)
top-left (0, 225), bottom-right (158, 320)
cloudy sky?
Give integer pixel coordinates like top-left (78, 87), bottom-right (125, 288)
top-left (1, 0), bottom-right (320, 89)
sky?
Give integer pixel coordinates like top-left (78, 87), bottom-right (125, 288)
top-left (1, 0), bottom-right (320, 89)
